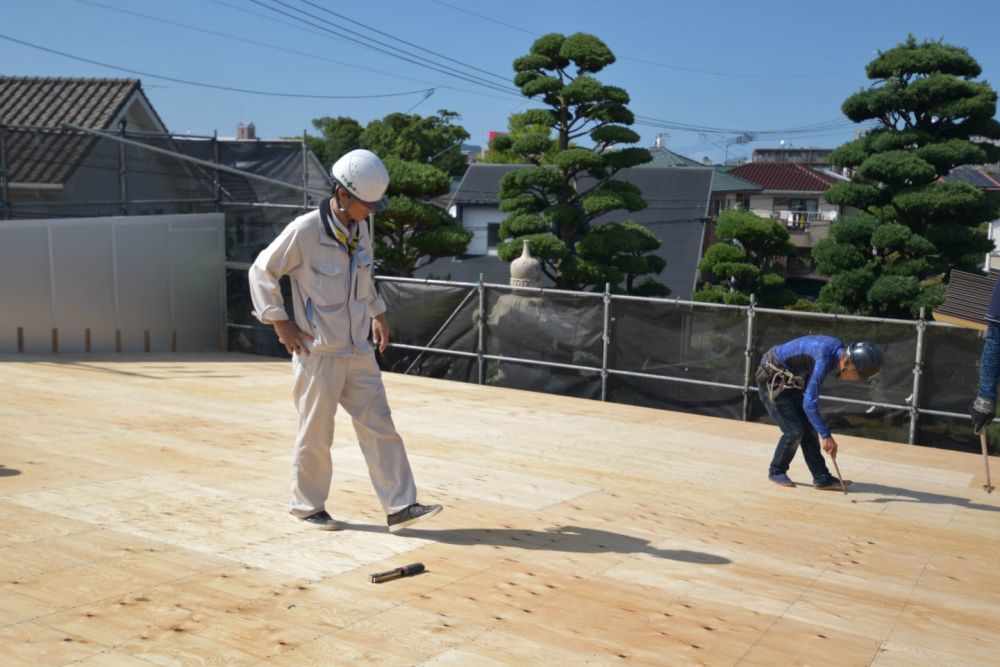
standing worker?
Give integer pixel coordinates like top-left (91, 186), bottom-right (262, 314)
top-left (970, 279), bottom-right (1000, 434)
top-left (756, 335), bottom-right (883, 489)
top-left (249, 149), bottom-right (442, 532)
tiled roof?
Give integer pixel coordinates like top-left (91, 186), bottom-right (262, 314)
top-left (638, 147), bottom-right (761, 193)
top-left (941, 165), bottom-right (1000, 190)
top-left (0, 76), bottom-right (147, 184)
top-left (449, 164), bottom-right (530, 205)
top-left (413, 253), bottom-right (522, 285)
top-left (0, 76), bottom-right (142, 128)
top-left (709, 168), bottom-right (761, 193)
top-left (642, 146), bottom-right (703, 168)
top-left (428, 164), bottom-right (713, 298)
top-left (728, 162), bottom-right (840, 192)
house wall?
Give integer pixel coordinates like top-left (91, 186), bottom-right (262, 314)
top-left (747, 193), bottom-right (837, 217)
top-left (746, 192), bottom-right (840, 248)
top-left (989, 219), bottom-right (1000, 270)
top-left (457, 204), bottom-right (503, 255)
top-left (0, 213), bottom-right (226, 353)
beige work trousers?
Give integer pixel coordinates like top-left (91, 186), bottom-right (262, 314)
top-left (289, 350), bottom-right (416, 517)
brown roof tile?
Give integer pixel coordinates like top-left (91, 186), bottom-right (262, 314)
top-left (728, 162), bottom-right (840, 192)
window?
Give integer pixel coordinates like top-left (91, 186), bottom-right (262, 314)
top-left (487, 223), bottom-right (501, 248)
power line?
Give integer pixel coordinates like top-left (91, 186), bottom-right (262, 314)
top-left (245, 0), bottom-right (522, 99)
top-left (0, 33), bottom-right (434, 100)
top-left (430, 1), bottom-right (539, 37)
top-left (295, 0), bottom-right (511, 85)
top-left (633, 115), bottom-right (861, 137)
top-left (428, 1), bottom-right (859, 80)
top-left (620, 55), bottom-right (856, 80)
top-left (76, 0), bottom-right (517, 103)
top-left (74, 0), bottom-right (427, 87)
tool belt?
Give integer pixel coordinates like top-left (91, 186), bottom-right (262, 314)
top-left (755, 351), bottom-right (805, 402)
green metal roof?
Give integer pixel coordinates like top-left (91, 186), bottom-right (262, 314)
top-left (642, 146), bottom-right (704, 167)
top-left (710, 168), bottom-right (762, 192)
top-left (639, 147), bottom-right (760, 193)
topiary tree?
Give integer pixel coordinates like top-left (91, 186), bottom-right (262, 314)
top-left (481, 109), bottom-right (560, 165)
top-left (822, 35), bottom-right (1000, 296)
top-left (694, 209), bottom-right (798, 306)
top-left (811, 213), bottom-right (945, 317)
top-left (495, 32), bottom-right (661, 293)
top-left (373, 157), bottom-right (471, 277)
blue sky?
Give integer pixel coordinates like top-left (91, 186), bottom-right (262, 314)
top-left (3, 0), bottom-right (999, 164)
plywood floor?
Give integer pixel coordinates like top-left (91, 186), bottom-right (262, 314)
top-left (1, 354), bottom-right (998, 666)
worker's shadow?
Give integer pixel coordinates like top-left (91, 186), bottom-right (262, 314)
top-left (848, 482), bottom-right (1000, 512)
top-left (0, 465), bottom-right (21, 477)
top-left (391, 525), bottom-right (730, 564)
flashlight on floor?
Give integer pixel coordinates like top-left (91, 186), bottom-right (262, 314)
top-left (369, 562), bottom-right (425, 584)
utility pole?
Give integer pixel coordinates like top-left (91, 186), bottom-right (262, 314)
top-left (724, 132), bottom-right (754, 165)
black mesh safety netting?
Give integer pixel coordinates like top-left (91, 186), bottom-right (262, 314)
top-left (227, 276), bottom-right (990, 454)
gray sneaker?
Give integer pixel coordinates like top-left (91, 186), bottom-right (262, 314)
top-left (290, 510), bottom-right (339, 530)
top-left (387, 503), bottom-right (442, 533)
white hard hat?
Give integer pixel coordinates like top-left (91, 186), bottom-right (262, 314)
top-left (330, 149), bottom-right (390, 204)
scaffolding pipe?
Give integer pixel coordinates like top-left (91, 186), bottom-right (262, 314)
top-left (742, 294), bottom-right (757, 421)
top-left (0, 112), bottom-right (9, 220)
top-left (10, 197), bottom-right (218, 207)
top-left (62, 124), bottom-right (329, 199)
top-left (212, 130), bottom-right (220, 208)
top-left (118, 120), bottom-right (128, 216)
top-left (301, 130), bottom-right (309, 209)
top-left (909, 307), bottom-right (927, 444)
top-left (477, 277), bottom-right (485, 385)
top-left (601, 283), bottom-right (611, 401)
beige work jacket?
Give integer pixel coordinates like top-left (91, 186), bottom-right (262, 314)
top-left (249, 206), bottom-right (386, 355)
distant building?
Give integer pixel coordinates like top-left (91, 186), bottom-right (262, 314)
top-left (940, 165), bottom-right (1000, 270)
top-left (0, 76), bottom-right (186, 219)
top-left (416, 163), bottom-right (713, 298)
top-left (751, 146), bottom-right (834, 169)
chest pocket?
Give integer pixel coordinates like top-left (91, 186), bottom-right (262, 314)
top-left (311, 262), bottom-right (348, 307)
top-left (354, 249), bottom-right (374, 301)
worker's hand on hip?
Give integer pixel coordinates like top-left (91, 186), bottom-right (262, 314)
top-left (821, 436), bottom-right (838, 458)
top-left (372, 313), bottom-right (389, 353)
top-left (273, 320), bottom-right (313, 356)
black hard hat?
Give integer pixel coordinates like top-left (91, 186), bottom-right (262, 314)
top-left (847, 341), bottom-right (883, 380)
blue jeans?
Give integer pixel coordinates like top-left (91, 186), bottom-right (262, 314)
top-left (978, 322), bottom-right (1000, 400)
top-left (758, 383), bottom-right (832, 484)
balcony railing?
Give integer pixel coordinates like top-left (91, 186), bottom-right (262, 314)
top-left (766, 209), bottom-right (836, 232)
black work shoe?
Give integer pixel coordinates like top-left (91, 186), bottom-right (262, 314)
top-left (290, 510), bottom-right (339, 530)
top-left (387, 503), bottom-right (442, 533)
top-left (814, 477), bottom-right (853, 490)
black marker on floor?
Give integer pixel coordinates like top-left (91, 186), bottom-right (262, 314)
top-left (369, 562), bottom-right (425, 584)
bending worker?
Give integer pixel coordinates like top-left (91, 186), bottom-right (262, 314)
top-left (756, 335), bottom-right (883, 489)
top-left (249, 148), bottom-right (442, 533)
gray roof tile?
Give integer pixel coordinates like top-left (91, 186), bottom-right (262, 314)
top-left (1, 76), bottom-right (151, 185)
top-left (427, 163), bottom-right (713, 299)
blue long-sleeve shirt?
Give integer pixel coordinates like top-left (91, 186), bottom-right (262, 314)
top-left (766, 335), bottom-right (845, 438)
top-left (987, 279), bottom-right (1000, 324)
